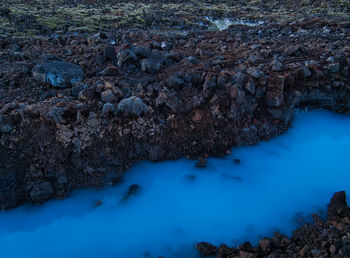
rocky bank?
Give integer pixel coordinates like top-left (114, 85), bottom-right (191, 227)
top-left (196, 191), bottom-right (350, 258)
top-left (0, 13), bottom-right (350, 209)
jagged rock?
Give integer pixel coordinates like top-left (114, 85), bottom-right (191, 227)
top-left (32, 60), bottom-right (84, 88)
top-left (102, 103), bottom-right (115, 116)
top-left (202, 76), bottom-right (217, 98)
top-left (117, 96), bottom-right (150, 116)
top-left (265, 90), bottom-right (284, 107)
top-left (101, 89), bottom-right (117, 103)
top-left (259, 237), bottom-right (273, 253)
top-left (247, 67), bottom-right (263, 79)
top-left (30, 181), bottom-right (53, 203)
top-left (284, 45), bottom-right (300, 56)
top-left (232, 71), bottom-right (246, 88)
top-left (244, 78), bottom-right (256, 95)
top-left (78, 87), bottom-right (95, 101)
top-left (327, 191), bottom-right (349, 221)
top-left (196, 242), bottom-right (217, 256)
top-left (327, 63), bottom-right (340, 73)
top-left (71, 83), bottom-right (88, 97)
top-left (270, 60), bottom-right (284, 72)
top-left (167, 76), bottom-right (184, 89)
top-left (104, 46), bottom-right (116, 61)
top-left (140, 58), bottom-right (162, 73)
top-left (156, 90), bottom-right (168, 106)
top-left (117, 49), bottom-right (137, 68)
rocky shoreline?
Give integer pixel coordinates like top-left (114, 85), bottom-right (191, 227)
top-left (1, 19), bottom-right (349, 209)
top-left (1, 0), bottom-right (350, 256)
top-left (196, 191), bottom-right (350, 258)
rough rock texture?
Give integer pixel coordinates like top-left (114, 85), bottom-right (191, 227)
top-left (1, 23), bottom-right (350, 210)
top-left (32, 60), bottom-right (84, 88)
top-left (197, 191), bottom-right (350, 258)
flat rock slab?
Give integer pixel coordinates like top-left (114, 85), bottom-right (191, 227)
top-left (32, 61), bottom-right (84, 88)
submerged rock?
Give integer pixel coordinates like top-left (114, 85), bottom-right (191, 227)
top-left (121, 184), bottom-right (141, 202)
top-left (32, 60), bottom-right (84, 88)
top-left (195, 158), bottom-right (207, 168)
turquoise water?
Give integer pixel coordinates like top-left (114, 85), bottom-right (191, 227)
top-left (0, 110), bottom-right (350, 258)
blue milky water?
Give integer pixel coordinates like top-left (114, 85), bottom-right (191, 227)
top-left (0, 110), bottom-right (350, 258)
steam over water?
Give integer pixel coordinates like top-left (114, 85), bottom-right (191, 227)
top-left (1, 110), bottom-right (350, 258)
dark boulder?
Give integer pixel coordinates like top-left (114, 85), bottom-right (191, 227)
top-left (196, 242), bottom-right (217, 256)
top-left (32, 60), bottom-right (84, 88)
top-left (116, 49), bottom-right (137, 68)
top-left (121, 184), bottom-right (141, 202)
top-left (30, 181), bottom-right (54, 203)
top-left (140, 58), bottom-right (163, 73)
top-left (327, 191), bottom-right (350, 221)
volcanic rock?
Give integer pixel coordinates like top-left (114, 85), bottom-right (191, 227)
top-left (117, 96), bottom-right (150, 116)
top-left (32, 60), bottom-right (84, 88)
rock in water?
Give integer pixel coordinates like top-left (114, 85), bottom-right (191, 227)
top-left (327, 191), bottom-right (350, 221)
top-left (196, 242), bottom-right (217, 256)
top-left (32, 60), bottom-right (84, 88)
top-left (121, 184), bottom-right (141, 202)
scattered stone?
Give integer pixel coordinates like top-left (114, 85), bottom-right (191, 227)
top-left (0, 124), bottom-right (13, 133)
top-left (327, 63), bottom-right (340, 73)
top-left (102, 103), bottom-right (115, 116)
top-left (270, 60), bottom-right (284, 72)
top-left (78, 87), bottom-right (95, 101)
top-left (167, 76), bottom-right (184, 89)
top-left (247, 67), bottom-right (263, 79)
top-left (101, 89), bottom-right (117, 103)
top-left (104, 46), bottom-right (116, 61)
top-left (232, 71), bottom-right (246, 88)
top-left (117, 96), bottom-right (150, 116)
top-left (284, 45), bottom-right (300, 56)
top-left (117, 49), bottom-right (137, 68)
top-left (244, 78), bottom-right (256, 95)
top-left (140, 58), bottom-right (162, 73)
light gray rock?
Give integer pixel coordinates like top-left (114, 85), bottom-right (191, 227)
top-left (118, 96), bottom-right (150, 116)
